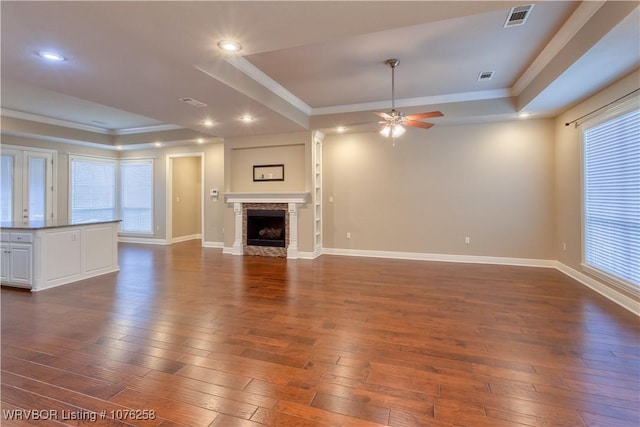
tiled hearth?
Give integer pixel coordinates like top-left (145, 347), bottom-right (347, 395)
top-left (224, 192), bottom-right (309, 259)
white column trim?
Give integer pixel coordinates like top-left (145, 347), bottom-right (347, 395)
top-left (232, 202), bottom-right (243, 255)
top-left (287, 202), bottom-right (299, 259)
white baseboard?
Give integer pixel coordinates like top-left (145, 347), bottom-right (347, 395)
top-left (297, 251), bottom-right (317, 260)
top-left (322, 247), bottom-right (554, 268)
top-left (119, 236), bottom-right (168, 245)
top-left (554, 261), bottom-right (639, 316)
top-left (216, 244), bottom-right (638, 316)
top-left (202, 241), bottom-right (224, 249)
top-left (170, 234), bottom-right (202, 244)
top-left (223, 246), bottom-right (233, 254)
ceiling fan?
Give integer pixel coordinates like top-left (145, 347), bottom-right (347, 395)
top-left (375, 59), bottom-right (443, 138)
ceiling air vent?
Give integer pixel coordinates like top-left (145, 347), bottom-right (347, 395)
top-left (179, 97), bottom-right (208, 108)
top-left (504, 4), bottom-right (534, 27)
top-left (478, 71), bottom-right (494, 81)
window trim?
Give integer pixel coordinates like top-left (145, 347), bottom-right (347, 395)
top-left (68, 154), bottom-right (119, 224)
top-left (580, 96), bottom-right (640, 296)
top-left (119, 158), bottom-right (154, 236)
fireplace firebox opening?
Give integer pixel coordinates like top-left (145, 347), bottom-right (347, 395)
top-left (246, 209), bottom-right (286, 247)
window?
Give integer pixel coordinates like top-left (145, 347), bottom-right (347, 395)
top-left (70, 156), bottom-right (117, 223)
top-left (583, 103), bottom-right (639, 288)
top-left (120, 160), bottom-right (153, 234)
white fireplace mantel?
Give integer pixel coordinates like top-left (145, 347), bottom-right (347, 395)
top-left (224, 192), bottom-right (309, 204)
top-left (224, 192), bottom-right (309, 258)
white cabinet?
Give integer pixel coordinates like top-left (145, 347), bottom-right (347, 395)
top-left (1, 235), bottom-right (33, 288)
top-left (1, 221), bottom-right (119, 291)
top-left (0, 242), bottom-right (10, 283)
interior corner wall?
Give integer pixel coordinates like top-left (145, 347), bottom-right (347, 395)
top-left (554, 69), bottom-right (640, 300)
top-left (322, 119), bottom-right (556, 259)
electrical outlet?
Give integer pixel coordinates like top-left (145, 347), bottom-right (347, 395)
top-left (329, 196), bottom-right (334, 203)
top-left (156, 226), bottom-right (160, 231)
top-left (465, 236), bottom-right (470, 244)
top-left (347, 232), bottom-right (351, 239)
top-left (562, 242), bottom-right (567, 251)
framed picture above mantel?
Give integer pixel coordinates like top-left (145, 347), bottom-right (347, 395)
top-left (253, 164), bottom-right (284, 182)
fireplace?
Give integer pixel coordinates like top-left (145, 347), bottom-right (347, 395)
top-left (224, 192), bottom-right (309, 258)
top-left (246, 209), bottom-right (285, 247)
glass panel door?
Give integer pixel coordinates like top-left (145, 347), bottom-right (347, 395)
top-left (25, 153), bottom-right (52, 220)
top-left (0, 154), bottom-right (15, 222)
top-left (0, 148), bottom-right (53, 223)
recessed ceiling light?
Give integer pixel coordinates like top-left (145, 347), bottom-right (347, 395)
top-left (201, 119), bottom-right (214, 127)
top-left (154, 142), bottom-right (162, 147)
top-left (115, 146), bottom-right (123, 151)
top-left (240, 115), bottom-right (254, 123)
top-left (196, 138), bottom-right (205, 144)
top-left (517, 112), bottom-right (531, 118)
top-left (37, 50), bottom-right (65, 61)
top-left (217, 40), bottom-right (242, 52)
top-left (335, 126), bottom-right (347, 133)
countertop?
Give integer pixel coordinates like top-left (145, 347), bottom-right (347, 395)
top-left (0, 219), bottom-right (121, 230)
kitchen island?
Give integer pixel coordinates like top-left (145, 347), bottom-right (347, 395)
top-left (1, 219), bottom-right (120, 291)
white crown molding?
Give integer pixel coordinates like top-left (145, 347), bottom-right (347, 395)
top-left (111, 124), bottom-right (183, 135)
top-left (226, 56), bottom-right (313, 116)
top-left (1, 108), bottom-right (183, 136)
top-left (311, 89), bottom-right (512, 115)
top-left (512, 1), bottom-right (606, 95)
top-left (1, 108), bottom-right (111, 134)
top-left (1, 128), bottom-right (120, 150)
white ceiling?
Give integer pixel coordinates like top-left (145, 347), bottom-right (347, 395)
top-left (1, 1), bottom-right (638, 148)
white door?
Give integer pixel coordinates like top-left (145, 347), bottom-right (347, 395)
top-left (0, 149), bottom-right (54, 222)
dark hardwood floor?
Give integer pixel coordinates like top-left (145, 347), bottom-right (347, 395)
top-left (1, 241), bottom-right (638, 426)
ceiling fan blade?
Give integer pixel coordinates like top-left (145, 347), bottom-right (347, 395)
top-left (404, 111), bottom-right (444, 121)
top-left (405, 120), bottom-right (434, 129)
top-left (373, 111), bottom-right (392, 120)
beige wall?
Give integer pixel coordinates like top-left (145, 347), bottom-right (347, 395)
top-left (223, 131), bottom-right (314, 251)
top-left (121, 143), bottom-right (225, 244)
top-left (554, 69), bottom-right (639, 298)
top-left (323, 119), bottom-right (556, 259)
top-left (171, 156), bottom-right (201, 238)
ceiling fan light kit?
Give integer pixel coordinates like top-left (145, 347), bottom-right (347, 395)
top-left (376, 58), bottom-right (443, 141)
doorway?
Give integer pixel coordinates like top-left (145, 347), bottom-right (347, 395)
top-left (1, 146), bottom-right (55, 223)
top-left (166, 153), bottom-right (204, 244)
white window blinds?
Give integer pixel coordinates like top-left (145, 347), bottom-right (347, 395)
top-left (70, 157), bottom-right (117, 223)
top-left (120, 160), bottom-right (153, 234)
top-left (583, 107), bottom-right (640, 287)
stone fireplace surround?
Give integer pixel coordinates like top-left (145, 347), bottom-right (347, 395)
top-left (224, 192), bottom-right (309, 259)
